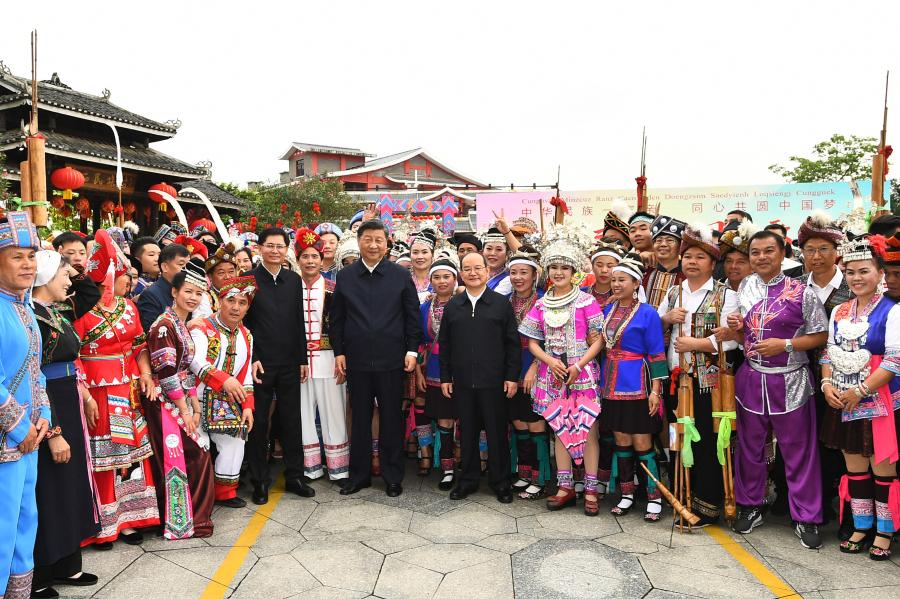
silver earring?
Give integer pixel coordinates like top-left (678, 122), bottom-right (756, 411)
top-left (632, 290), bottom-right (638, 300)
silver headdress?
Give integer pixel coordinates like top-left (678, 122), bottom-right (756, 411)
top-left (539, 224), bottom-right (594, 273)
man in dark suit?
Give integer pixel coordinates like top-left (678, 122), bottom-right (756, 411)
top-left (245, 227), bottom-right (314, 505)
top-left (136, 243), bottom-right (189, 331)
top-left (439, 252), bottom-right (521, 503)
top-left (331, 220), bottom-right (421, 497)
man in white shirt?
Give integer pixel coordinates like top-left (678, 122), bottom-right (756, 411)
top-left (657, 224), bottom-right (738, 527)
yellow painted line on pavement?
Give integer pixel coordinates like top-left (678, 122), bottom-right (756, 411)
top-left (199, 479), bottom-right (285, 599)
top-left (704, 525), bottom-right (801, 598)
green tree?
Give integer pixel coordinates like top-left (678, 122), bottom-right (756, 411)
top-left (238, 178), bottom-right (357, 232)
top-left (769, 134), bottom-right (878, 182)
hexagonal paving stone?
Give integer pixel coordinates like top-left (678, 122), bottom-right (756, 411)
top-left (291, 541), bottom-right (384, 593)
top-left (512, 538), bottom-right (651, 599)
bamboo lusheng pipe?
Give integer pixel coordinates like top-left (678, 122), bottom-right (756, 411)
top-left (675, 283), bottom-right (695, 531)
top-left (713, 318), bottom-right (738, 522)
top-left (641, 462), bottom-right (701, 527)
top-left (26, 135), bottom-right (48, 226)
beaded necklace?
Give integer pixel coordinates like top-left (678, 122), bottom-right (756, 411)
top-left (601, 300), bottom-right (641, 348)
top-left (510, 290), bottom-right (537, 324)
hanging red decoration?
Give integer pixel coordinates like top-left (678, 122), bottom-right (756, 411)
top-left (114, 205), bottom-right (124, 216)
top-left (312, 201), bottom-right (321, 215)
top-left (249, 216), bottom-right (258, 230)
top-left (74, 197), bottom-right (90, 212)
top-left (50, 197), bottom-right (66, 210)
top-left (143, 205), bottom-right (152, 218)
top-left (280, 203), bottom-right (287, 214)
top-left (101, 200), bottom-right (115, 214)
top-left (166, 208), bottom-right (176, 219)
top-left (59, 205), bottom-right (73, 218)
top-left (124, 200), bottom-right (137, 215)
top-left (148, 182), bottom-right (178, 211)
top-left (276, 220), bottom-right (284, 228)
top-left (50, 166), bottom-right (85, 200)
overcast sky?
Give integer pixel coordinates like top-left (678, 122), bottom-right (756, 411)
top-left (4, 1), bottom-right (898, 191)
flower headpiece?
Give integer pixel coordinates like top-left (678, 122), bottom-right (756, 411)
top-left (294, 227), bottom-right (323, 257)
top-left (508, 244), bottom-right (542, 271)
top-left (590, 238), bottom-right (626, 264)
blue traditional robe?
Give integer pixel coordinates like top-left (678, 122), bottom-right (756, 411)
top-left (0, 288), bottom-right (50, 599)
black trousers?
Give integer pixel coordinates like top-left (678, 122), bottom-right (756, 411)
top-left (348, 369), bottom-right (405, 485)
top-left (249, 363), bottom-right (304, 484)
top-left (455, 386), bottom-right (511, 491)
top-left (32, 549), bottom-right (81, 590)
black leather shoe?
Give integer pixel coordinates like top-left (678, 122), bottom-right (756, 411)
top-left (119, 530), bottom-right (143, 545)
top-left (386, 483), bottom-right (403, 497)
top-left (495, 488), bottom-right (514, 504)
top-left (93, 542), bottom-right (113, 551)
top-left (450, 485), bottom-right (476, 500)
top-left (339, 480), bottom-right (371, 496)
top-left (252, 483), bottom-right (269, 505)
top-left (216, 496), bottom-right (248, 508)
top-left (285, 478), bottom-right (316, 498)
top-left (30, 587), bottom-right (59, 598)
top-left (54, 572), bottom-right (99, 587)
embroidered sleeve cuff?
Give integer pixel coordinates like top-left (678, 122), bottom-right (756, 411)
top-left (202, 368), bottom-right (230, 393)
top-left (648, 355), bottom-right (669, 380)
top-left (1, 396), bottom-right (28, 444)
top-left (243, 392), bottom-right (255, 412)
top-left (879, 353), bottom-right (900, 376)
top-left (165, 386), bottom-right (185, 402)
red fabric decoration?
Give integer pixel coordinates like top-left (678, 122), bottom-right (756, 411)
top-left (113, 205), bottom-right (124, 215)
top-left (312, 201), bottom-right (321, 215)
top-left (74, 198), bottom-right (89, 211)
top-left (869, 234), bottom-right (888, 259)
top-left (880, 145), bottom-right (894, 176)
top-left (280, 203), bottom-right (287, 214)
top-left (59, 205), bottom-right (73, 218)
top-left (124, 201), bottom-right (137, 215)
top-left (100, 200), bottom-right (115, 214)
top-left (549, 196), bottom-right (570, 214)
top-left (50, 197), bottom-right (66, 210)
top-left (249, 216), bottom-right (258, 230)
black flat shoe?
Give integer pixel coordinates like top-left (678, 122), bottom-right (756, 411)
top-left (216, 497), bottom-right (247, 508)
top-left (93, 542), bottom-right (113, 551)
top-left (252, 484), bottom-right (270, 505)
top-left (339, 480), bottom-right (371, 496)
top-left (386, 483), bottom-right (403, 497)
top-left (450, 485), bottom-right (476, 500)
top-left (438, 471), bottom-right (455, 492)
top-left (54, 572), bottom-right (99, 587)
top-left (285, 479), bottom-right (316, 498)
top-left (30, 587), bottom-right (59, 599)
top-left (120, 530), bottom-right (143, 545)
top-left (495, 488), bottom-right (514, 504)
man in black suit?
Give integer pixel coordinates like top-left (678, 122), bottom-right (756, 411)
top-left (439, 252), bottom-right (521, 503)
top-left (136, 243), bottom-right (189, 331)
top-left (245, 227), bottom-right (314, 504)
top-left (331, 220), bottom-right (421, 497)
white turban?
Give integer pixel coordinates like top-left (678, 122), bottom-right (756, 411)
top-left (34, 250), bottom-right (62, 288)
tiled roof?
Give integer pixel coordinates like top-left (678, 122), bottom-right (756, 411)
top-left (0, 72), bottom-right (178, 135)
top-left (278, 142), bottom-right (372, 160)
top-left (0, 129), bottom-right (207, 177)
top-left (176, 179), bottom-right (246, 208)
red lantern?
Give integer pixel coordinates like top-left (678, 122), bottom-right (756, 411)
top-left (50, 167), bottom-right (85, 200)
top-left (124, 201), bottom-right (137, 215)
top-left (101, 200), bottom-right (115, 214)
top-left (148, 182), bottom-right (177, 211)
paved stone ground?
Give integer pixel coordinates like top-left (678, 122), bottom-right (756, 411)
top-left (59, 463), bottom-right (900, 599)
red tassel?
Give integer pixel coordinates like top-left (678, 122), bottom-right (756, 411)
top-left (669, 366), bottom-right (682, 395)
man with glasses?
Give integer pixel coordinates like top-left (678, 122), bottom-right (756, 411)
top-left (245, 228), bottom-right (313, 505)
top-left (643, 215), bottom-right (686, 309)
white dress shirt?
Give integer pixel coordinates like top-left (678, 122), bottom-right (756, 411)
top-left (806, 267), bottom-right (843, 305)
top-left (657, 277), bottom-right (739, 370)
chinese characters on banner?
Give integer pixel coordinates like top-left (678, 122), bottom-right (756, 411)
top-left (475, 181), bottom-right (892, 236)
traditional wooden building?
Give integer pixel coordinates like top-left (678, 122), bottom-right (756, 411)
top-left (279, 142), bottom-right (489, 233)
top-left (0, 68), bottom-right (244, 233)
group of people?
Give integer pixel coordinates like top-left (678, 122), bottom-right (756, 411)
top-left (2, 200), bottom-right (900, 599)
